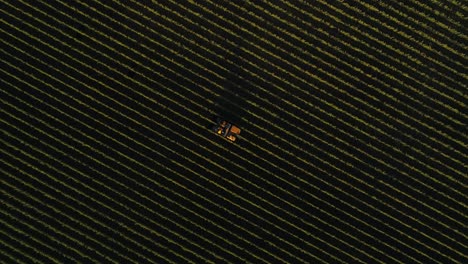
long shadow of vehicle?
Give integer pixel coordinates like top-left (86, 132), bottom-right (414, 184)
top-left (209, 3), bottom-right (259, 138)
top-left (212, 46), bottom-right (250, 127)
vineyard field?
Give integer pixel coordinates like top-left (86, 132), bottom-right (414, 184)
top-left (1, 1), bottom-right (466, 263)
